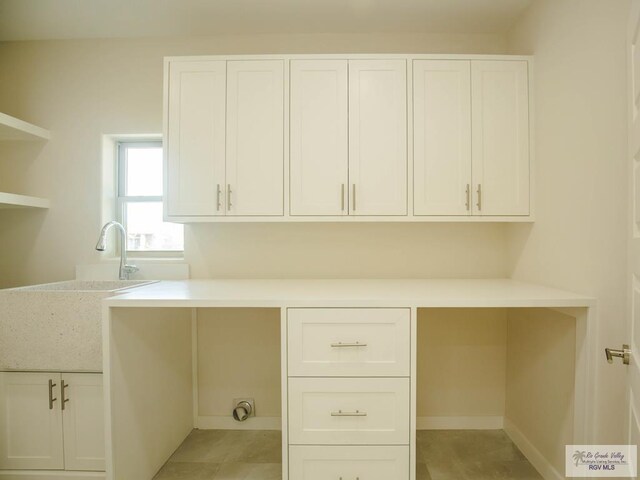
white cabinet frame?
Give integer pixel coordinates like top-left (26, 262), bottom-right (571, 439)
top-left (163, 54), bottom-right (534, 223)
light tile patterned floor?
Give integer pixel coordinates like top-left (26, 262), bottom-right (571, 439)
top-left (154, 429), bottom-right (543, 479)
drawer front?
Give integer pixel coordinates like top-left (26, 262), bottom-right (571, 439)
top-left (287, 308), bottom-right (410, 377)
top-left (288, 377), bottom-right (410, 445)
top-left (289, 446), bottom-right (409, 480)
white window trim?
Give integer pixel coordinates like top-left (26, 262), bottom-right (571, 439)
top-left (116, 140), bottom-right (184, 257)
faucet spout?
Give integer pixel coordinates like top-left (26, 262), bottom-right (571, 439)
top-left (95, 221), bottom-right (139, 280)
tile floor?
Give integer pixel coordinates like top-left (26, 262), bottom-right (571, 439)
top-left (153, 429), bottom-right (543, 479)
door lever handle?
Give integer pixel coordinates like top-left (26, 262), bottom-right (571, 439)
top-left (605, 344), bottom-right (630, 365)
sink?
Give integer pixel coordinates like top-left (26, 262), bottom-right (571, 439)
top-left (10, 279), bottom-right (157, 292)
top-left (0, 279), bottom-right (158, 371)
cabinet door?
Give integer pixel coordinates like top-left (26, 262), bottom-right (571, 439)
top-left (166, 60), bottom-right (226, 217)
top-left (0, 372), bottom-right (64, 470)
top-left (349, 60), bottom-right (407, 216)
top-left (62, 373), bottom-right (105, 471)
top-left (413, 60), bottom-right (472, 216)
top-left (226, 60), bottom-right (284, 216)
top-left (290, 60), bottom-right (348, 216)
top-left (471, 61), bottom-right (530, 216)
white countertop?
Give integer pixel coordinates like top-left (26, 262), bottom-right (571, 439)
top-left (104, 279), bottom-right (595, 308)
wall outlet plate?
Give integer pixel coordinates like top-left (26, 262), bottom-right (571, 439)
top-left (233, 398), bottom-right (255, 418)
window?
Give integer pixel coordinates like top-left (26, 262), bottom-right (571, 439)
top-left (117, 141), bottom-right (184, 253)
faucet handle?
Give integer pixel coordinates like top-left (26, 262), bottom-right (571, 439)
top-left (121, 264), bottom-right (139, 280)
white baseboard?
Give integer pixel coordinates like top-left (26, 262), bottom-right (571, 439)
top-left (0, 472), bottom-right (104, 480)
top-left (196, 415), bottom-right (282, 430)
top-left (417, 416), bottom-right (504, 430)
top-left (504, 417), bottom-right (563, 480)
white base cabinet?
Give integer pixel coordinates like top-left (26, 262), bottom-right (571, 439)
top-left (289, 446), bottom-right (410, 480)
top-left (0, 372), bottom-right (104, 473)
top-left (286, 308), bottom-right (412, 479)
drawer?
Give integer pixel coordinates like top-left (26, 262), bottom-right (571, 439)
top-left (287, 308), bottom-right (410, 377)
top-left (288, 377), bottom-right (410, 445)
top-left (289, 446), bottom-right (409, 480)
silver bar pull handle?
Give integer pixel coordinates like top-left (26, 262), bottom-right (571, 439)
top-left (605, 344), bottom-right (630, 365)
top-left (331, 410), bottom-right (367, 417)
top-left (476, 184), bottom-right (482, 211)
top-left (465, 184), bottom-right (470, 211)
top-left (331, 341), bottom-right (367, 348)
top-left (61, 381), bottom-right (69, 410)
top-left (216, 184), bottom-right (222, 211)
top-left (227, 184), bottom-right (232, 211)
top-left (48, 379), bottom-right (57, 410)
top-left (352, 184), bottom-right (356, 212)
top-left (341, 184), bottom-right (345, 212)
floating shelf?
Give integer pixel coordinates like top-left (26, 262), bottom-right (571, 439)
top-left (0, 112), bottom-right (51, 141)
top-left (0, 192), bottom-right (50, 209)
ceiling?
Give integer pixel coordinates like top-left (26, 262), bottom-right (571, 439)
top-left (0, 0), bottom-right (534, 41)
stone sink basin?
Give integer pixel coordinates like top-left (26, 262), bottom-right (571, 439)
top-left (0, 280), bottom-right (157, 371)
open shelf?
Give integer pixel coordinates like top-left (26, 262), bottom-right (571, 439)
top-left (0, 192), bottom-right (50, 209)
top-left (0, 112), bottom-right (51, 141)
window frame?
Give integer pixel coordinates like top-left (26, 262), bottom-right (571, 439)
top-left (116, 140), bottom-right (184, 256)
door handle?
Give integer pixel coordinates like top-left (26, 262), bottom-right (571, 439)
top-left (331, 341), bottom-right (367, 348)
top-left (476, 184), bottom-right (482, 211)
top-left (352, 184), bottom-right (356, 212)
top-left (605, 344), bottom-right (630, 365)
top-left (341, 184), bottom-right (345, 212)
top-left (61, 381), bottom-right (70, 410)
top-left (465, 184), bottom-right (470, 211)
top-left (48, 379), bottom-right (57, 410)
top-left (216, 184), bottom-right (223, 211)
top-left (227, 184), bottom-right (232, 211)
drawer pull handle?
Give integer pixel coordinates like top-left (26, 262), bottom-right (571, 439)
top-left (331, 341), bottom-right (367, 348)
top-left (331, 410), bottom-right (367, 417)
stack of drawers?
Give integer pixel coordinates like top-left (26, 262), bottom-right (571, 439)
top-left (286, 308), bottom-right (411, 479)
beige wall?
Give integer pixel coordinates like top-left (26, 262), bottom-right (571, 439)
top-left (506, 0), bottom-right (630, 444)
top-left (417, 308), bottom-right (507, 419)
top-left (506, 308), bottom-right (576, 475)
top-left (197, 308), bottom-right (281, 419)
top-left (0, 33), bottom-right (509, 288)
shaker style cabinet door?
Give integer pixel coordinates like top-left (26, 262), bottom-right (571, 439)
top-left (413, 60), bottom-right (472, 216)
top-left (166, 60), bottom-right (227, 217)
top-left (226, 60), bottom-right (285, 216)
top-left (349, 60), bottom-right (407, 216)
top-left (62, 373), bottom-right (105, 471)
top-left (290, 60), bottom-right (348, 216)
top-left (0, 372), bottom-right (64, 470)
top-left (471, 61), bottom-right (530, 216)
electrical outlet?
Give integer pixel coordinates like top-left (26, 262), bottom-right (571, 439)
top-left (233, 398), bottom-right (255, 418)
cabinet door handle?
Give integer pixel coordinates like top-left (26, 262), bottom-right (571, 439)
top-left (216, 184), bottom-right (222, 211)
top-left (48, 379), bottom-right (57, 410)
top-left (331, 341), bottom-right (367, 348)
top-left (227, 184), bottom-right (232, 211)
top-left (352, 184), bottom-right (356, 212)
top-left (331, 410), bottom-right (367, 417)
top-left (476, 184), bottom-right (482, 211)
top-left (465, 184), bottom-right (470, 211)
top-left (61, 381), bottom-right (69, 410)
top-left (341, 184), bottom-right (345, 212)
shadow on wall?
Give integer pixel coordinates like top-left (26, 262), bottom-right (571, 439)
top-left (0, 209), bottom-right (49, 288)
top-left (185, 222), bottom-right (511, 279)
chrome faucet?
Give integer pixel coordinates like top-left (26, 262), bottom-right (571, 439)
top-left (95, 221), bottom-right (139, 280)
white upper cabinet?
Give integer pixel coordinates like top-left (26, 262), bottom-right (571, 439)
top-left (471, 60), bottom-right (530, 216)
top-left (226, 60), bottom-right (284, 216)
top-left (349, 60), bottom-right (408, 216)
top-left (167, 60), bottom-right (226, 217)
top-left (290, 60), bottom-right (348, 216)
top-left (163, 55), bottom-right (531, 222)
top-left (413, 60), bottom-right (472, 216)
